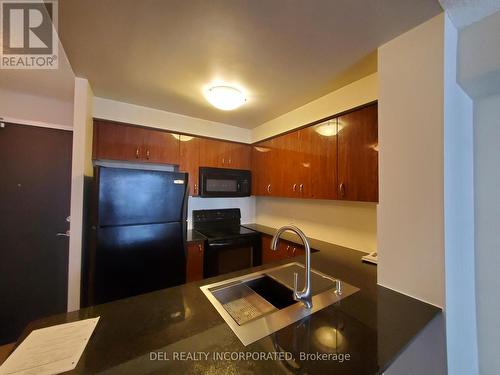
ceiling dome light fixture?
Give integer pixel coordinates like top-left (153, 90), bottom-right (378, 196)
top-left (206, 85), bottom-right (246, 110)
top-left (315, 121), bottom-right (338, 137)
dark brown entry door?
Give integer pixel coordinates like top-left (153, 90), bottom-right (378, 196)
top-left (0, 123), bottom-right (72, 344)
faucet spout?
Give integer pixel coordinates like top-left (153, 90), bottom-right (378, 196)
top-left (271, 225), bottom-right (312, 309)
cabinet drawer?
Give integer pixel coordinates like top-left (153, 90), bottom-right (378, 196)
top-left (261, 235), bottom-right (305, 264)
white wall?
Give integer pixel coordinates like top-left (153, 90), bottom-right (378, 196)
top-left (454, 10), bottom-right (500, 375)
top-left (93, 97), bottom-right (252, 143)
top-left (378, 14), bottom-right (445, 308)
top-left (187, 197), bottom-right (256, 228)
top-left (68, 78), bottom-right (94, 311)
top-left (255, 198), bottom-right (376, 253)
top-left (0, 88), bottom-right (73, 129)
top-left (474, 94), bottom-right (500, 375)
top-left (443, 14), bottom-right (478, 375)
top-left (458, 10), bottom-right (500, 97)
top-left (252, 73), bottom-right (378, 142)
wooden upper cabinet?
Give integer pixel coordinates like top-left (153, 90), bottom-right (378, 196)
top-left (273, 131), bottom-right (312, 198)
top-left (93, 120), bottom-right (180, 164)
top-left (228, 143), bottom-right (251, 170)
top-left (337, 104), bottom-right (378, 202)
top-left (304, 120), bottom-right (338, 200)
top-left (199, 138), bottom-right (251, 170)
top-left (93, 120), bottom-right (145, 161)
top-left (277, 132), bottom-right (299, 198)
top-left (250, 103), bottom-right (376, 201)
top-left (199, 138), bottom-right (226, 168)
top-left (252, 139), bottom-right (275, 196)
top-left (179, 136), bottom-right (201, 196)
top-left (142, 128), bottom-right (179, 164)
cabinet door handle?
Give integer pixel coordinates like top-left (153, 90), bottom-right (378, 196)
top-left (222, 158), bottom-right (225, 164)
top-left (267, 184), bottom-right (271, 193)
top-left (146, 149), bottom-right (150, 160)
top-left (292, 247), bottom-right (297, 255)
top-left (292, 183), bottom-right (297, 192)
top-left (135, 147), bottom-right (140, 159)
top-left (198, 244), bottom-right (203, 253)
top-left (339, 182), bottom-right (345, 198)
top-left (286, 245), bottom-right (290, 255)
top-left (228, 158), bottom-right (232, 164)
top-left (194, 183), bottom-right (198, 195)
top-left (299, 184), bottom-right (303, 193)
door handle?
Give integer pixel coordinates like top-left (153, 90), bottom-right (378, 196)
top-left (209, 241), bottom-right (232, 247)
top-left (135, 147), bottom-right (140, 159)
top-left (299, 184), bottom-right (303, 193)
top-left (56, 230), bottom-right (70, 237)
top-left (339, 182), bottom-right (345, 198)
top-left (292, 183), bottom-right (297, 192)
top-left (146, 149), bottom-right (150, 160)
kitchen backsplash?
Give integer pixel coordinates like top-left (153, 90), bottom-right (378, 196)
top-left (187, 196), bottom-right (256, 228)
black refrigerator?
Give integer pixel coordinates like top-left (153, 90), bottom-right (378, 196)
top-left (85, 166), bottom-right (188, 305)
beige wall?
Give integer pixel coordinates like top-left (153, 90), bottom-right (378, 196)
top-left (93, 97), bottom-right (252, 143)
top-left (256, 197), bottom-right (377, 252)
top-left (378, 14), bottom-right (445, 308)
top-left (68, 78), bottom-right (94, 311)
top-left (252, 73), bottom-right (378, 142)
top-left (0, 88), bottom-right (73, 129)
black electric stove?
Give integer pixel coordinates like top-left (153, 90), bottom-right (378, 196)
top-left (193, 209), bottom-right (262, 278)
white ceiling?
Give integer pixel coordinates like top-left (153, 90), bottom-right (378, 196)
top-left (59, 0), bottom-right (442, 128)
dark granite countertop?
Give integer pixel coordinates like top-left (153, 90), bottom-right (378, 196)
top-left (186, 229), bottom-right (206, 243)
top-left (15, 225), bottom-right (441, 374)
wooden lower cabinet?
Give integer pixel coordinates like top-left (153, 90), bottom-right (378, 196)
top-left (261, 235), bottom-right (305, 264)
top-left (186, 241), bottom-right (204, 282)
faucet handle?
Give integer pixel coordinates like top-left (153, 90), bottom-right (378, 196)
top-left (335, 279), bottom-right (343, 295)
top-left (293, 272), bottom-right (299, 295)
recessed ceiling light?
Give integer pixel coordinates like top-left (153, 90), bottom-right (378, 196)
top-left (206, 85), bottom-right (246, 111)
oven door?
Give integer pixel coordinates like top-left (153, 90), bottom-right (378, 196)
top-left (199, 167), bottom-right (251, 197)
top-left (204, 235), bottom-right (261, 278)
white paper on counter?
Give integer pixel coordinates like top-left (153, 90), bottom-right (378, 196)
top-left (0, 317), bottom-right (100, 375)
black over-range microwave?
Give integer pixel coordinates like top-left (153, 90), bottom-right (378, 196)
top-left (199, 167), bottom-right (251, 197)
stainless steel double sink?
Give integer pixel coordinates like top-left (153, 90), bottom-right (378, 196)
top-left (200, 262), bottom-right (359, 346)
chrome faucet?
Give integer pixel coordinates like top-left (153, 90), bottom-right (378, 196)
top-left (271, 225), bottom-right (312, 309)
